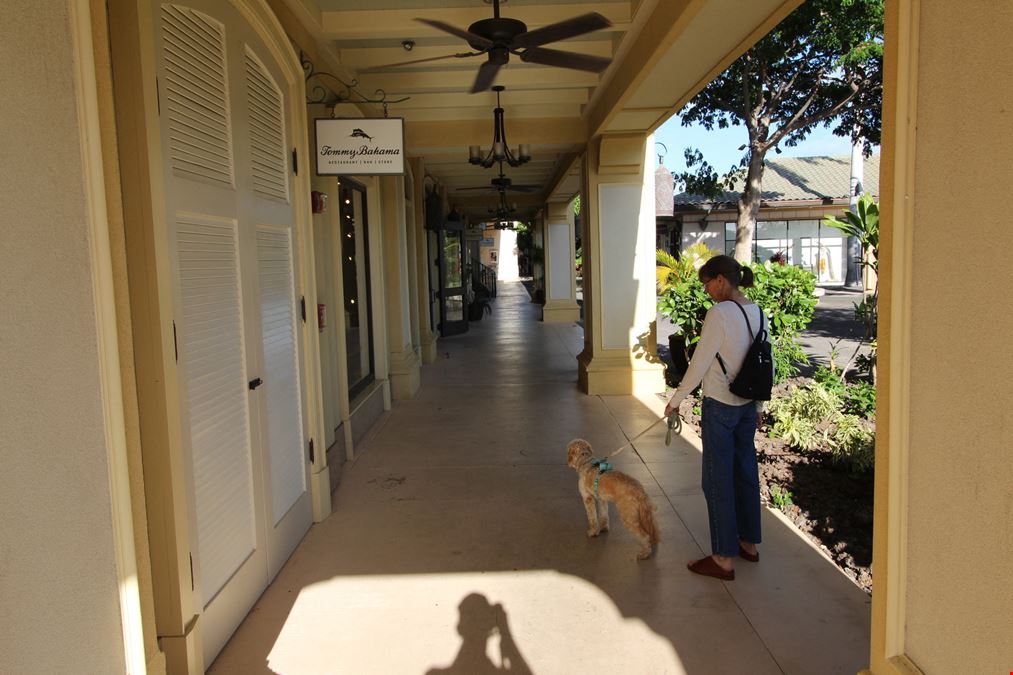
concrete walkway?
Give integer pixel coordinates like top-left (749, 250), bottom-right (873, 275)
top-left (796, 287), bottom-right (872, 376)
top-left (210, 281), bottom-right (870, 675)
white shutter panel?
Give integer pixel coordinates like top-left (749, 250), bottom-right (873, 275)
top-left (175, 215), bottom-right (256, 606)
top-left (244, 48), bottom-right (289, 203)
top-left (160, 4), bottom-right (234, 187)
top-left (256, 227), bottom-right (306, 523)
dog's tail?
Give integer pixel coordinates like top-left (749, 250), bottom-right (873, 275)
top-left (639, 500), bottom-right (659, 547)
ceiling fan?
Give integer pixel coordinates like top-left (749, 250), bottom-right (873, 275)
top-left (368, 0), bottom-right (613, 93)
top-left (455, 161), bottom-right (540, 194)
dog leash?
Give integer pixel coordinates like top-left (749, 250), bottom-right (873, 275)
top-left (603, 413), bottom-right (682, 460)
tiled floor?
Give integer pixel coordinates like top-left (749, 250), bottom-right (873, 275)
top-left (210, 281), bottom-right (870, 674)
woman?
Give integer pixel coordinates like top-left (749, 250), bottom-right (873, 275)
top-left (664, 255), bottom-right (770, 581)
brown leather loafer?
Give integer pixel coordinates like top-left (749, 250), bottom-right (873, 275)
top-left (739, 545), bottom-right (759, 562)
top-left (687, 556), bottom-right (735, 581)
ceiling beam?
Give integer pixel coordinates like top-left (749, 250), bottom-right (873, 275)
top-left (344, 41), bottom-right (614, 71)
top-left (398, 103), bottom-right (582, 123)
top-left (321, 4), bottom-right (632, 39)
top-left (405, 117), bottom-right (587, 151)
top-left (545, 153), bottom-right (583, 203)
top-left (359, 66), bottom-right (600, 94)
top-left (389, 89), bottom-right (590, 111)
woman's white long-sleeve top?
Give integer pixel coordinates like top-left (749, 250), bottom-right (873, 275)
top-left (667, 301), bottom-right (770, 408)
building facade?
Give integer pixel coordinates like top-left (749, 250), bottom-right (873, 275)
top-left (1, 1), bottom-right (1010, 673)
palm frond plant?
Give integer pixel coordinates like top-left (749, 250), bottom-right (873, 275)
top-left (823, 193), bottom-right (880, 382)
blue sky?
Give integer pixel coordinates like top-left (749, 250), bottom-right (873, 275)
top-left (652, 114), bottom-right (863, 175)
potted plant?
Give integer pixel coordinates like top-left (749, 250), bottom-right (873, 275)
top-left (656, 244), bottom-right (715, 376)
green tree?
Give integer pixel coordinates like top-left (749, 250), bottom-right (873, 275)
top-left (678, 0), bottom-right (883, 262)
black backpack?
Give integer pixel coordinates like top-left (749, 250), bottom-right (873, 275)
top-left (716, 302), bottom-right (773, 401)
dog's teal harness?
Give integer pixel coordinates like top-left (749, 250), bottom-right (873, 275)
top-left (590, 458), bottom-right (613, 496)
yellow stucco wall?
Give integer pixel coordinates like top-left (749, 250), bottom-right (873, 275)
top-left (902, 2), bottom-right (1013, 671)
top-left (0, 2), bottom-right (126, 673)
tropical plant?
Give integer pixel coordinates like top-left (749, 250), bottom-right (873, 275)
top-left (768, 383), bottom-right (841, 451)
top-left (655, 243), bottom-right (715, 294)
top-left (745, 261), bottom-right (818, 380)
top-left (824, 192), bottom-right (880, 381)
top-left (658, 255), bottom-right (817, 382)
top-left (814, 364), bottom-right (877, 419)
top-left (767, 381), bottom-right (875, 472)
top-left (657, 275), bottom-right (712, 348)
top-left (829, 414), bottom-right (876, 473)
top-left (823, 192), bottom-right (880, 271)
top-left (843, 380), bottom-right (877, 419)
top-left (678, 0), bottom-right (884, 261)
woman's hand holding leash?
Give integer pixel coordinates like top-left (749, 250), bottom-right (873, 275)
top-left (665, 410), bottom-right (681, 446)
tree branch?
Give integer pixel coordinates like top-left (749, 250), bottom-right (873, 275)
top-left (741, 53), bottom-right (755, 137)
top-left (768, 78), bottom-right (864, 147)
top-left (765, 43), bottom-right (817, 110)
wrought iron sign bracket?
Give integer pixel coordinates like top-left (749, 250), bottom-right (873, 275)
top-left (301, 51), bottom-right (410, 118)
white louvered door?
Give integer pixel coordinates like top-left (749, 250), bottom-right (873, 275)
top-left (240, 46), bottom-right (312, 581)
top-left (155, 0), bottom-right (311, 666)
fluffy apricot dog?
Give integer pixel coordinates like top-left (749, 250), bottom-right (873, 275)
top-left (566, 438), bottom-right (658, 560)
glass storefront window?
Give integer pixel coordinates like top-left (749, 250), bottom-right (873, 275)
top-left (720, 217), bottom-right (848, 285)
top-left (790, 220), bottom-right (821, 269)
top-left (443, 232), bottom-right (462, 287)
top-left (816, 231), bottom-right (846, 284)
top-left (755, 220), bottom-right (790, 263)
top-left (445, 296), bottom-right (464, 322)
top-left (339, 181), bottom-right (374, 396)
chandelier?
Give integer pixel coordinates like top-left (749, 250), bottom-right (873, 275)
top-left (469, 86), bottom-right (531, 168)
top-left (488, 190), bottom-right (517, 219)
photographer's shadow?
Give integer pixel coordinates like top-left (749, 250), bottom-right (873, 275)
top-left (425, 593), bottom-right (533, 675)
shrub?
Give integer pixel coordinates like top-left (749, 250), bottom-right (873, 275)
top-left (657, 252), bottom-right (818, 382)
top-left (829, 414), bottom-right (876, 473)
top-left (767, 381), bottom-right (876, 472)
top-left (843, 381), bottom-right (876, 419)
top-left (657, 276), bottom-right (712, 349)
top-left (745, 261), bottom-right (818, 343)
top-left (767, 383), bottom-right (840, 451)
top-left (813, 365), bottom-right (877, 419)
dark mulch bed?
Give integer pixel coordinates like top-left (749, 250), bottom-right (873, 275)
top-left (675, 378), bottom-right (874, 593)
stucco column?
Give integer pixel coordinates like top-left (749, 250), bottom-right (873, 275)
top-left (541, 201), bottom-right (580, 322)
top-left (379, 175), bottom-right (421, 398)
top-left (577, 133), bottom-right (665, 395)
top-left (410, 157), bottom-right (439, 363)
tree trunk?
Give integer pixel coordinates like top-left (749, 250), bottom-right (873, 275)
top-left (733, 151), bottom-right (765, 263)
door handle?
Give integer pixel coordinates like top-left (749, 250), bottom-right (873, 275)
top-left (249, 377), bottom-right (264, 390)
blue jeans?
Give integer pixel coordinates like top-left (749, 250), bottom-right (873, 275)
top-left (700, 397), bottom-right (762, 557)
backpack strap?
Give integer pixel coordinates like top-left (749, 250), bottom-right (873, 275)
top-left (716, 302), bottom-right (764, 375)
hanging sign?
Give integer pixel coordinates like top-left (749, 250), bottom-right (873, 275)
top-left (315, 118), bottom-right (405, 176)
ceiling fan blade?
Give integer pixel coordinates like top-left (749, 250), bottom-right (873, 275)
top-left (511, 12), bottom-right (612, 49)
top-left (360, 51), bottom-right (482, 72)
top-left (504, 185), bottom-right (540, 193)
top-left (415, 18), bottom-right (494, 49)
top-left (470, 60), bottom-right (503, 93)
top-left (519, 47), bottom-right (611, 73)
top-left (454, 186), bottom-right (496, 191)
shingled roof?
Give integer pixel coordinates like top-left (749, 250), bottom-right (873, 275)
top-left (673, 154), bottom-right (880, 206)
